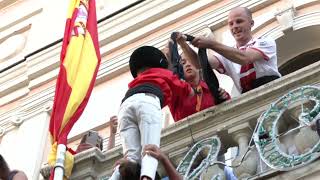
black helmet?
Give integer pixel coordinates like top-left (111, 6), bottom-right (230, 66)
top-left (129, 46), bottom-right (168, 78)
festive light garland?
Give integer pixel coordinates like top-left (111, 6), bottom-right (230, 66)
top-left (254, 85), bottom-right (320, 171)
top-left (176, 136), bottom-right (221, 180)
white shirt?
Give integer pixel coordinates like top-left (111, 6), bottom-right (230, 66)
top-left (213, 37), bottom-right (281, 93)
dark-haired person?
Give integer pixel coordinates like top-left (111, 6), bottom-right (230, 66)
top-left (110, 46), bottom-right (194, 180)
top-left (115, 145), bottom-right (182, 180)
top-left (0, 155), bottom-right (28, 180)
top-left (75, 116), bottom-right (118, 153)
top-left (177, 7), bottom-right (281, 94)
top-left (169, 52), bottom-right (230, 121)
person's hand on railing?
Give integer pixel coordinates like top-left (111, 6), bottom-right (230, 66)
top-left (110, 115), bottom-right (118, 134)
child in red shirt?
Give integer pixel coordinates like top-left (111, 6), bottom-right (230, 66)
top-left (110, 46), bottom-right (194, 180)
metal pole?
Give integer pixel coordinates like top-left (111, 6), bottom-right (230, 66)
top-left (54, 144), bottom-right (66, 180)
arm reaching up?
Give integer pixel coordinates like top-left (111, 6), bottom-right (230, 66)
top-left (143, 144), bottom-right (182, 180)
top-left (107, 116), bottom-right (118, 150)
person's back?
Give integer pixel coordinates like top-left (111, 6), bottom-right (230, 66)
top-left (128, 67), bottom-right (193, 108)
top-left (110, 46), bottom-right (193, 180)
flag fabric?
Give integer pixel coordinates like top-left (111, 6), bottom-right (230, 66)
top-left (48, 0), bottom-right (101, 179)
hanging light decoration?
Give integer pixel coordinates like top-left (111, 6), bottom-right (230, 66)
top-left (254, 85), bottom-right (320, 171)
top-left (177, 136), bottom-right (221, 179)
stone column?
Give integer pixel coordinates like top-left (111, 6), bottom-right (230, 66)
top-left (228, 122), bottom-right (257, 179)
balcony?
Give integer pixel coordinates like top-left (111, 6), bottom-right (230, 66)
top-left (39, 60), bottom-right (320, 180)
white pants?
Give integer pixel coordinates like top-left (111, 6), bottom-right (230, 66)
top-left (112, 93), bottom-right (162, 180)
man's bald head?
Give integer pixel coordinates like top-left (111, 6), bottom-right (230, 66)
top-left (229, 7), bottom-right (252, 20)
top-left (227, 7), bottom-right (254, 46)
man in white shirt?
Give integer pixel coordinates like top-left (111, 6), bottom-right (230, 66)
top-left (177, 7), bottom-right (281, 93)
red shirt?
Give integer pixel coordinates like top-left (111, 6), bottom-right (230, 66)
top-left (128, 68), bottom-right (192, 107)
top-left (169, 80), bottom-right (216, 122)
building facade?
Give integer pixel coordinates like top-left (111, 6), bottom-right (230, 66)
top-left (1, 0), bottom-right (320, 179)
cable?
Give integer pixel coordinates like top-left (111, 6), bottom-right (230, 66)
top-left (187, 116), bottom-right (196, 145)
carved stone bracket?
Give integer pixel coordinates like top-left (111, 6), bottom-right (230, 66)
top-left (10, 115), bottom-right (24, 127)
top-left (0, 127), bottom-right (6, 137)
top-left (275, 5), bottom-right (296, 33)
top-left (42, 100), bottom-right (53, 114)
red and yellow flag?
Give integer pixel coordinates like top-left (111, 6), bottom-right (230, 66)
top-left (48, 0), bottom-right (101, 178)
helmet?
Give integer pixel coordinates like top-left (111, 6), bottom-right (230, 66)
top-left (129, 46), bottom-right (168, 78)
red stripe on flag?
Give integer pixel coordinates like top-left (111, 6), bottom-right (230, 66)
top-left (49, 1), bottom-right (102, 178)
top-left (54, 0), bottom-right (101, 145)
top-left (60, 9), bottom-right (79, 63)
top-left (86, 0), bottom-right (101, 61)
top-left (49, 65), bottom-right (72, 143)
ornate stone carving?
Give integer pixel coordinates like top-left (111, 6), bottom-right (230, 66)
top-left (0, 127), bottom-right (6, 137)
top-left (0, 34), bottom-right (26, 62)
top-left (275, 5), bottom-right (296, 33)
top-left (229, 123), bottom-right (257, 178)
top-left (10, 115), bottom-right (24, 127)
top-left (43, 100), bottom-right (53, 113)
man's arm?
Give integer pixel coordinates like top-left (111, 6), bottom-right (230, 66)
top-left (176, 34), bottom-right (200, 69)
top-left (144, 145), bottom-right (182, 180)
top-left (192, 36), bottom-right (266, 65)
top-left (107, 116), bottom-right (118, 150)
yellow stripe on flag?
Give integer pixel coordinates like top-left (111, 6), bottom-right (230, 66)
top-left (61, 32), bottom-right (98, 131)
top-left (48, 0), bottom-right (101, 179)
top-left (67, 0), bottom-right (80, 19)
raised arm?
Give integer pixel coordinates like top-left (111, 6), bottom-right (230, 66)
top-left (176, 33), bottom-right (200, 69)
top-left (192, 36), bottom-right (266, 65)
top-left (107, 116), bottom-right (118, 150)
top-left (175, 33), bottom-right (221, 70)
top-left (144, 144), bottom-right (182, 180)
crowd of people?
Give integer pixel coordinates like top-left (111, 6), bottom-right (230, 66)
top-left (1, 6), bottom-right (281, 180)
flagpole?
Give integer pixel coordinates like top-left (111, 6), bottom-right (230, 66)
top-left (54, 144), bottom-right (67, 180)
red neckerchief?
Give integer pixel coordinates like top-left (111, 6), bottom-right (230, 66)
top-left (195, 85), bottom-right (203, 112)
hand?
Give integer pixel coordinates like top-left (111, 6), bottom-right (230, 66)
top-left (113, 154), bottom-right (128, 169)
top-left (191, 36), bottom-right (215, 49)
top-left (218, 88), bottom-right (230, 100)
top-left (143, 144), bottom-right (165, 162)
top-left (110, 116), bottom-right (118, 134)
top-left (175, 32), bottom-right (187, 45)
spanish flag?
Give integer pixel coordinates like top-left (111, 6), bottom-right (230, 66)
top-left (48, 0), bottom-right (101, 179)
